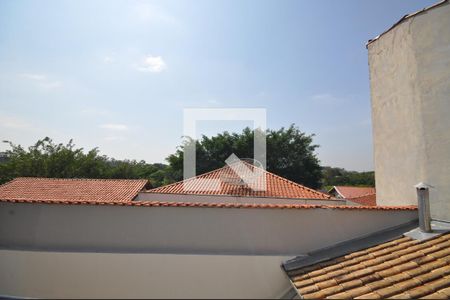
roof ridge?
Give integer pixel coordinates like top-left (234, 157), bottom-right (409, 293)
top-left (148, 161), bottom-right (331, 199)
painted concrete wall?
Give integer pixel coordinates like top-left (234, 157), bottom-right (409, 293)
top-left (136, 192), bottom-right (346, 206)
top-left (368, 2), bottom-right (450, 221)
top-left (0, 250), bottom-right (290, 299)
top-left (0, 203), bottom-right (416, 298)
top-left (0, 203), bottom-right (416, 255)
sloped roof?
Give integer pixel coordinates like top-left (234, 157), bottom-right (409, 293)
top-left (332, 186), bottom-right (376, 199)
top-left (286, 232), bottom-right (450, 299)
top-left (0, 177), bottom-right (148, 203)
top-left (348, 193), bottom-right (377, 206)
top-left (146, 163), bottom-right (332, 200)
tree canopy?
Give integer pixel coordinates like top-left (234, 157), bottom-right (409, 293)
top-left (321, 166), bottom-right (375, 189)
top-left (0, 126), bottom-right (374, 190)
top-left (0, 137), bottom-right (171, 187)
top-left (167, 124), bottom-right (323, 189)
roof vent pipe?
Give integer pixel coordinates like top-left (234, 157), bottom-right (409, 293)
top-left (415, 182), bottom-right (433, 233)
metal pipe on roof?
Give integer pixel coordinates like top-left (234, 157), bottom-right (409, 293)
top-left (415, 182), bottom-right (433, 233)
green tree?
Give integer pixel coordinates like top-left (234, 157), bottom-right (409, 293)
top-left (0, 137), bottom-right (171, 187)
top-left (0, 126), bottom-right (328, 190)
top-left (166, 124), bottom-right (323, 189)
top-left (321, 166), bottom-right (375, 189)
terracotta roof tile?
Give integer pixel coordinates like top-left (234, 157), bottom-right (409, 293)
top-left (286, 233), bottom-right (450, 299)
top-left (0, 197), bottom-right (417, 211)
top-left (348, 193), bottom-right (377, 206)
top-left (146, 163), bottom-right (333, 200)
top-left (333, 186), bottom-right (376, 199)
top-left (0, 177), bottom-right (148, 202)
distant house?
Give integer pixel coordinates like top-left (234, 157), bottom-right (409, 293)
top-left (0, 177), bottom-right (149, 203)
top-left (138, 163), bottom-right (344, 206)
top-left (328, 185), bottom-right (376, 206)
top-left (346, 192), bottom-right (377, 206)
top-left (328, 186), bottom-right (375, 199)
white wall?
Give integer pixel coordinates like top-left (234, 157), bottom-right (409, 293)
top-left (0, 202), bottom-right (416, 255)
top-left (136, 192), bottom-right (346, 206)
top-left (0, 250), bottom-right (290, 299)
top-left (368, 2), bottom-right (450, 221)
top-left (0, 202), bottom-right (417, 298)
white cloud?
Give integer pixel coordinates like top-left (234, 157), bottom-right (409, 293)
top-left (99, 123), bottom-right (128, 131)
top-left (135, 55), bottom-right (167, 73)
top-left (20, 72), bottom-right (62, 90)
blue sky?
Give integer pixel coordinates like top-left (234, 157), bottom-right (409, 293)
top-left (0, 0), bottom-right (436, 171)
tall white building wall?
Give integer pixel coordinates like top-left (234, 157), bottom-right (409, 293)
top-left (368, 2), bottom-right (450, 221)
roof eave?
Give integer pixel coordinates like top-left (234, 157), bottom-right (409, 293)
top-left (283, 219), bottom-right (418, 272)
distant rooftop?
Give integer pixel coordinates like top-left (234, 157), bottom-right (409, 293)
top-left (146, 163), bottom-right (333, 200)
top-left (0, 177), bottom-right (148, 203)
top-left (330, 186), bottom-right (376, 199)
top-left (348, 193), bottom-right (377, 206)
